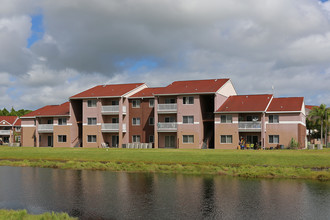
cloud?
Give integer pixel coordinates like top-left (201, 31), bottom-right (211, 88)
top-left (1, 0), bottom-right (330, 109)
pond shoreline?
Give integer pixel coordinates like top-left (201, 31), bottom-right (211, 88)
top-left (0, 158), bottom-right (329, 181)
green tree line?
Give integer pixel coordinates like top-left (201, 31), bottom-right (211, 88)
top-left (307, 104), bottom-right (330, 146)
top-left (0, 107), bottom-right (32, 117)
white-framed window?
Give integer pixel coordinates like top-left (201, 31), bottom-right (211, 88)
top-left (149, 135), bottom-right (154, 143)
top-left (58, 118), bottom-right (67, 125)
top-left (15, 127), bottom-right (21, 132)
top-left (87, 117), bottom-right (97, 125)
top-left (132, 117), bottom-right (141, 125)
top-left (220, 135), bottom-right (232, 144)
top-left (149, 99), bottom-right (154, 107)
top-left (183, 135), bottom-right (194, 143)
top-left (165, 98), bottom-right (176, 104)
top-left (87, 100), bottom-right (97, 107)
top-left (220, 115), bottom-right (232, 123)
top-left (58, 135), bottom-right (67, 143)
top-left (87, 135), bottom-right (97, 143)
top-left (132, 100), bottom-right (141, 108)
top-left (183, 96), bottom-right (194, 104)
top-left (165, 117), bottom-right (176, 123)
top-left (133, 135), bottom-right (141, 143)
top-left (183, 116), bottom-right (194, 124)
top-left (269, 115), bottom-right (279, 123)
top-left (149, 117), bottom-right (154, 125)
top-left (269, 135), bottom-right (279, 144)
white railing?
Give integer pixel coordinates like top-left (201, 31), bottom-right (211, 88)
top-left (102, 105), bottom-right (119, 114)
top-left (38, 124), bottom-right (54, 133)
top-left (157, 104), bottom-right (177, 112)
top-left (102, 123), bottom-right (119, 131)
top-left (122, 106), bottom-right (127, 114)
top-left (0, 130), bottom-right (10, 135)
top-left (157, 122), bottom-right (177, 131)
top-left (238, 122), bottom-right (261, 130)
top-left (122, 123), bottom-right (127, 132)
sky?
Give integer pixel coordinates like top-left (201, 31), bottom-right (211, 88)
top-left (1, 0), bottom-right (330, 110)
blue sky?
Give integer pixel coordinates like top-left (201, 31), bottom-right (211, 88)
top-left (1, 0), bottom-right (330, 110)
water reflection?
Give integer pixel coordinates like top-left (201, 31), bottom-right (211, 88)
top-left (0, 166), bottom-right (329, 219)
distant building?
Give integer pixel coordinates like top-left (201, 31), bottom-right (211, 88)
top-left (0, 116), bottom-right (21, 146)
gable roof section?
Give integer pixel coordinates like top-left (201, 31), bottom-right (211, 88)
top-left (70, 83), bottom-right (145, 99)
top-left (0, 116), bottom-right (19, 126)
top-left (305, 105), bottom-right (317, 110)
top-left (216, 94), bottom-right (273, 112)
top-left (266, 97), bottom-right (304, 112)
top-left (155, 79), bottom-right (230, 95)
top-left (130, 87), bottom-right (163, 98)
top-left (22, 102), bottom-right (70, 118)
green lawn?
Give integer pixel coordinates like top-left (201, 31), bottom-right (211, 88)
top-left (0, 147), bottom-right (329, 180)
top-left (0, 209), bottom-right (76, 220)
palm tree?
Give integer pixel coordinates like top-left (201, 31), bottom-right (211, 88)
top-left (308, 104), bottom-right (330, 147)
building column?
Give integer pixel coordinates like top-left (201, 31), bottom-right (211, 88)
top-left (36, 118), bottom-right (39, 147)
top-left (119, 97), bottom-right (123, 148)
top-left (154, 97), bottom-right (159, 148)
top-left (261, 112), bottom-right (266, 149)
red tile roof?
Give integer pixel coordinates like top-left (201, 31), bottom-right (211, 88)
top-left (70, 83), bottom-right (145, 99)
top-left (217, 94), bottom-right (273, 112)
top-left (14, 118), bottom-right (21, 126)
top-left (267, 97), bottom-right (304, 112)
top-left (22, 102), bottom-right (70, 117)
top-left (305, 105), bottom-right (317, 110)
top-left (130, 87), bottom-right (163, 98)
top-left (155, 79), bottom-right (230, 95)
top-left (0, 116), bottom-right (19, 126)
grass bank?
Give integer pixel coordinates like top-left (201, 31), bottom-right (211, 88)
top-left (0, 147), bottom-right (329, 180)
top-left (0, 209), bottom-right (76, 220)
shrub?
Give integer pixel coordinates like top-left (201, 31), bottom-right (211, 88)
top-left (289, 138), bottom-right (299, 149)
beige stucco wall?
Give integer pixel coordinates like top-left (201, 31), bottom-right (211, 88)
top-left (177, 131), bottom-right (200, 149)
top-left (214, 123), bottom-right (239, 149)
top-left (83, 125), bottom-right (102, 148)
top-left (53, 125), bottom-right (71, 147)
top-left (22, 127), bottom-right (35, 147)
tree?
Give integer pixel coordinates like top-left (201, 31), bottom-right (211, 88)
top-left (308, 104), bottom-right (330, 146)
top-left (1, 108), bottom-right (9, 116)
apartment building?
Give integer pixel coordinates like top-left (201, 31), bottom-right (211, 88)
top-left (0, 116), bottom-right (21, 145)
top-left (21, 102), bottom-right (71, 147)
top-left (153, 79), bottom-right (237, 149)
top-left (215, 95), bottom-right (306, 149)
top-left (20, 78), bottom-right (307, 149)
top-left (69, 83), bottom-right (147, 148)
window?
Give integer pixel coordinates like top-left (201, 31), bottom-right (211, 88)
top-left (165, 117), bottom-right (175, 122)
top-left (58, 135), bottom-right (67, 143)
top-left (247, 116), bottom-right (259, 121)
top-left (133, 135), bottom-right (141, 143)
top-left (269, 115), bottom-right (279, 123)
top-left (112, 118), bottom-right (119, 123)
top-left (16, 136), bottom-right (21, 143)
top-left (132, 100), bottom-right (141, 108)
top-left (269, 135), bottom-right (279, 144)
top-left (149, 99), bottom-right (154, 107)
top-left (183, 116), bottom-right (194, 124)
top-left (87, 135), bottom-right (97, 143)
top-left (165, 98), bottom-right (176, 104)
top-left (87, 100), bottom-right (97, 107)
top-left (220, 135), bottom-right (233, 144)
top-left (149, 117), bottom-right (154, 125)
top-left (15, 127), bottom-right (21, 132)
top-left (58, 118), bottom-right (67, 125)
top-left (220, 115), bottom-right (232, 123)
top-left (132, 118), bottom-right (141, 125)
top-left (183, 135), bottom-right (194, 143)
top-left (111, 100), bottom-right (119, 105)
top-left (149, 135), bottom-right (154, 143)
top-left (87, 118), bottom-right (97, 125)
top-left (183, 96), bottom-right (194, 104)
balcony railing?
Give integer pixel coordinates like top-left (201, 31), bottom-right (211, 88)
top-left (0, 130), bottom-right (11, 135)
top-left (38, 124), bottom-right (54, 133)
top-left (238, 122), bottom-right (261, 131)
top-left (157, 122), bottom-right (177, 131)
top-left (102, 105), bottom-right (119, 114)
top-left (157, 104), bottom-right (177, 113)
top-left (101, 123), bottom-right (127, 132)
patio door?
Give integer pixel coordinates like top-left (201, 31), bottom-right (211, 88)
top-left (112, 135), bottom-right (119, 147)
top-left (165, 135), bottom-right (176, 148)
top-left (47, 135), bottom-right (53, 147)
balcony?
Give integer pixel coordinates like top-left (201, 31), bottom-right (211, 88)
top-left (102, 105), bottom-right (119, 115)
top-left (157, 104), bottom-right (177, 113)
top-left (0, 130), bottom-right (11, 135)
top-left (101, 123), bottom-right (127, 132)
top-left (38, 124), bottom-right (54, 133)
top-left (157, 122), bottom-right (177, 132)
top-left (238, 122), bottom-right (261, 132)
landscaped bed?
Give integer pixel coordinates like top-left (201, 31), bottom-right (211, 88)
top-left (0, 147), bottom-right (329, 180)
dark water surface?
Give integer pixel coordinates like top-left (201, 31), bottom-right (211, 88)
top-left (0, 166), bottom-right (329, 219)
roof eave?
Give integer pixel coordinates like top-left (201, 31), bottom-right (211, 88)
top-left (154, 92), bottom-right (216, 96)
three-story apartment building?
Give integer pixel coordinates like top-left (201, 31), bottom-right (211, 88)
top-left (0, 116), bottom-right (21, 145)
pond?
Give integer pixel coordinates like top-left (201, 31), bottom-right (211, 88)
top-left (0, 166), bottom-right (329, 219)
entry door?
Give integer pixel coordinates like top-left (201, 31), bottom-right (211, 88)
top-left (165, 136), bottom-right (175, 148)
top-left (252, 136), bottom-right (258, 145)
top-left (48, 136), bottom-right (53, 147)
top-left (112, 135), bottom-right (119, 147)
